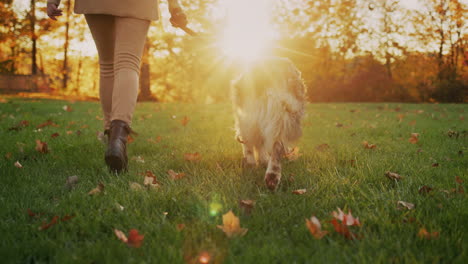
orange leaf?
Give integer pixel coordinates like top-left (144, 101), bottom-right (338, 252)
top-left (239, 199), bottom-right (255, 215)
top-left (36, 120), bottom-right (58, 129)
top-left (181, 116), bottom-right (190, 126)
top-left (39, 216), bottom-right (59, 230)
top-left (35, 139), bottom-right (49, 153)
top-left (292, 189), bottom-right (307, 195)
top-left (418, 185), bottom-right (433, 195)
top-left (127, 229), bottom-right (144, 248)
top-left (362, 141), bottom-right (376, 149)
top-left (418, 228), bottom-right (439, 239)
top-left (198, 251), bottom-right (211, 264)
top-left (332, 208), bottom-right (361, 226)
top-left (305, 216), bottom-right (328, 239)
top-left (176, 223), bottom-right (186, 231)
top-left (88, 182), bottom-right (104, 195)
top-left (62, 105), bottom-right (73, 112)
top-left (51, 132), bottom-right (60, 138)
top-left (127, 135), bottom-right (134, 144)
top-left (408, 133), bottom-right (419, 144)
top-left (184, 152), bottom-right (202, 161)
top-left (217, 210), bottom-right (248, 238)
top-left (168, 169), bottom-right (186, 180)
top-left (143, 171), bottom-right (161, 188)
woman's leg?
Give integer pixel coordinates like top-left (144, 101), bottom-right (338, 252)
top-left (111, 17), bottom-right (150, 125)
top-left (84, 14), bottom-right (115, 130)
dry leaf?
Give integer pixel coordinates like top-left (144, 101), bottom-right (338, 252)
top-left (418, 228), bottom-right (439, 239)
top-left (127, 135), bottom-right (134, 144)
top-left (239, 200), bottom-right (255, 215)
top-left (409, 133), bottom-right (419, 144)
top-left (66, 131), bottom-right (73, 135)
top-left (62, 105), bottom-right (73, 112)
top-left (397, 201), bottom-right (415, 210)
top-left (176, 223), bottom-right (185, 231)
top-left (61, 215), bottom-right (75, 222)
top-left (168, 169), bottom-right (186, 180)
top-left (36, 120), bottom-right (58, 129)
top-left (385, 171), bottom-right (402, 181)
top-left (14, 161), bottom-right (23, 168)
top-left (306, 216), bottom-right (328, 239)
top-left (217, 210), bottom-right (248, 238)
top-left (35, 139), bottom-right (49, 153)
top-left (8, 120), bottom-right (29, 131)
top-left (143, 171), bottom-right (161, 188)
top-left (332, 208), bottom-right (361, 226)
top-left (51, 132), bottom-right (60, 138)
top-left (39, 216), bottom-right (59, 230)
top-left (181, 116), bottom-right (190, 126)
top-left (418, 185), bottom-right (433, 195)
top-left (184, 152), bottom-right (202, 162)
top-left (362, 141), bottom-right (377, 149)
top-left (88, 182), bottom-right (104, 195)
top-left (198, 251), bottom-right (211, 264)
top-left (292, 189), bottom-right (307, 195)
top-left (5, 152), bottom-right (12, 160)
top-left (147, 136), bottom-right (162, 144)
top-left (114, 228), bottom-right (144, 248)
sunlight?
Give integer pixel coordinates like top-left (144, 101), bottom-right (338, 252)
top-left (217, 0), bottom-right (274, 62)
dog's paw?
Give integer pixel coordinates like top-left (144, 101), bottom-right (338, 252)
top-left (265, 172), bottom-right (280, 191)
top-left (242, 158), bottom-right (256, 169)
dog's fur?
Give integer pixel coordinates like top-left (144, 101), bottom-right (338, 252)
top-left (231, 57), bottom-right (306, 190)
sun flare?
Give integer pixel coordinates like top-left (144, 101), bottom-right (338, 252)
top-left (218, 0), bottom-right (274, 62)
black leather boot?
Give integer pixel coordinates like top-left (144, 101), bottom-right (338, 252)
top-left (105, 120), bottom-right (130, 173)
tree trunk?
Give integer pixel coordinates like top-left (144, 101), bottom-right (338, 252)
top-left (30, 0), bottom-right (37, 75)
top-left (138, 37), bottom-right (153, 101)
top-left (62, 0), bottom-right (72, 90)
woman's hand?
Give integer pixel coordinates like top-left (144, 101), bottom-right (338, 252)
top-left (168, 1), bottom-right (187, 28)
top-left (47, 3), bottom-right (63, 20)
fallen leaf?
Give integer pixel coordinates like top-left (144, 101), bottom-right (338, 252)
top-left (385, 171), bottom-right (402, 181)
top-left (362, 141), bottom-right (377, 149)
top-left (114, 229), bottom-right (128, 243)
top-left (184, 152), bottom-right (202, 162)
top-left (8, 120), bottom-right (29, 131)
top-left (27, 209), bottom-right (37, 218)
top-left (330, 218), bottom-right (354, 240)
top-left (176, 223), bottom-right (185, 231)
top-left (292, 189), bottom-right (307, 195)
top-left (65, 175), bottom-right (79, 189)
top-left (5, 152), bottom-right (12, 159)
top-left (239, 200), bottom-right (255, 215)
top-left (14, 161), bottom-right (23, 168)
top-left (62, 105), bottom-right (73, 112)
top-left (39, 216), bottom-right (59, 230)
top-left (147, 136), bottom-right (162, 144)
top-left (397, 201), bottom-right (415, 210)
top-left (143, 171), bottom-right (161, 188)
top-left (305, 216), bottom-right (328, 239)
top-left (418, 228), bottom-right (439, 239)
top-left (418, 185), bottom-right (433, 195)
top-left (332, 208), bottom-right (361, 226)
top-left (127, 229), bottom-right (145, 248)
top-left (432, 163), bottom-right (439, 167)
top-left (408, 120), bottom-right (416, 126)
top-left (127, 135), bottom-right (134, 144)
top-left (35, 139), bottom-right (49, 153)
top-left (408, 133), bottom-right (419, 144)
top-left (168, 169), bottom-right (186, 180)
top-left (66, 131), bottom-right (73, 135)
top-left (284, 147), bottom-right (302, 161)
top-left (88, 182), bottom-right (104, 195)
top-left (217, 210), bottom-right (248, 238)
top-left (181, 116), bottom-right (190, 126)
top-left (36, 120), bottom-right (58, 129)
top-left (51, 132), bottom-right (60, 138)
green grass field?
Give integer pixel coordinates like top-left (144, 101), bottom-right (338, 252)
top-left (0, 98), bottom-right (466, 263)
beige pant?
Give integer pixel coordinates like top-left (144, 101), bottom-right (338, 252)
top-left (85, 14), bottom-right (150, 129)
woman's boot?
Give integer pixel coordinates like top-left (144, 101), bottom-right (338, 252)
top-left (105, 120), bottom-right (130, 173)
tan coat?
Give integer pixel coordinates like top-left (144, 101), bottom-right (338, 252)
top-left (47, 0), bottom-right (160, 21)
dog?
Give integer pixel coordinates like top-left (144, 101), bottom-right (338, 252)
top-left (231, 57), bottom-right (306, 190)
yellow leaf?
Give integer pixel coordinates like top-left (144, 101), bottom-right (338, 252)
top-left (305, 216), bottom-right (328, 239)
top-left (217, 210), bottom-right (248, 238)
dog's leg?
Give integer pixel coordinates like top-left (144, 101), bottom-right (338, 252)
top-left (242, 143), bottom-right (256, 168)
top-left (265, 141), bottom-right (284, 191)
top-left (255, 144), bottom-right (269, 167)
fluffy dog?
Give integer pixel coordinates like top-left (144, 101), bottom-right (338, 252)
top-left (231, 57), bottom-right (306, 190)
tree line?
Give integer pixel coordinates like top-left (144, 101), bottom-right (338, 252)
top-left (0, 0), bottom-right (467, 102)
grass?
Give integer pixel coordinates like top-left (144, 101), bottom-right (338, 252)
top-left (0, 97), bottom-right (466, 263)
